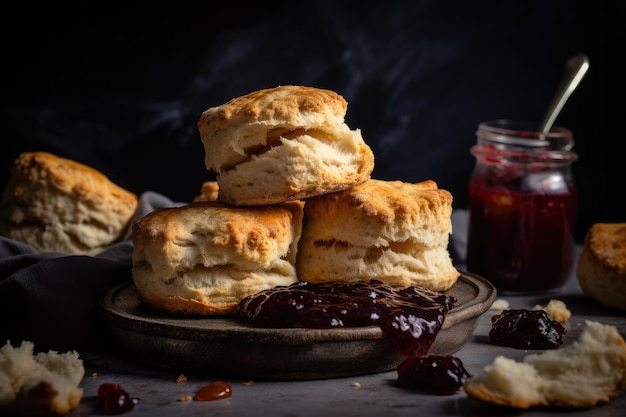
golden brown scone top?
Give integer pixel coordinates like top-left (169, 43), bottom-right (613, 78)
top-left (304, 179), bottom-right (453, 238)
top-left (198, 85), bottom-right (348, 142)
top-left (584, 223), bottom-right (626, 274)
top-left (577, 222), bottom-right (626, 312)
top-left (0, 151), bottom-right (138, 254)
top-left (197, 85), bottom-right (375, 206)
top-left (4, 151), bottom-right (137, 212)
top-left (132, 200), bottom-right (304, 270)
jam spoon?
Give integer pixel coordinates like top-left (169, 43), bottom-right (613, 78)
top-left (539, 54), bottom-right (590, 136)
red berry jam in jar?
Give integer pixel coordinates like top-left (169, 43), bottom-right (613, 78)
top-left (466, 120), bottom-right (578, 294)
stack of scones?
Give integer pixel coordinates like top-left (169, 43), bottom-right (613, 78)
top-left (131, 85), bottom-right (460, 315)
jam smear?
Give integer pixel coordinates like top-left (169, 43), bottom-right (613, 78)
top-left (96, 383), bottom-right (139, 415)
top-left (236, 279), bottom-right (456, 358)
top-left (195, 381), bottom-right (232, 401)
top-left (396, 355), bottom-right (470, 395)
top-left (489, 309), bottom-right (566, 349)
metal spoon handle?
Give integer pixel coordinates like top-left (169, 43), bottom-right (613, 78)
top-left (539, 54), bottom-right (590, 135)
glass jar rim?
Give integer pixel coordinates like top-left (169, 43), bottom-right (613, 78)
top-left (470, 143), bottom-right (578, 164)
top-left (477, 119), bottom-right (574, 150)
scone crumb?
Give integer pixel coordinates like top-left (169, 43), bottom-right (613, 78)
top-left (351, 382), bottom-right (361, 388)
top-left (532, 299), bottom-right (571, 322)
top-left (242, 380), bottom-right (254, 385)
top-left (489, 299), bottom-right (510, 311)
top-left (178, 395), bottom-right (193, 402)
top-left (91, 372), bottom-right (98, 377)
top-left (176, 374), bottom-right (187, 383)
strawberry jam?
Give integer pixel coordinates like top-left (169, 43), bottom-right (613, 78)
top-left (195, 381), bottom-right (232, 401)
top-left (466, 120), bottom-right (578, 294)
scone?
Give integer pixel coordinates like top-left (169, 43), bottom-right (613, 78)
top-left (132, 200), bottom-right (304, 315)
top-left (463, 320), bottom-right (626, 409)
top-left (577, 222), bottom-right (626, 311)
top-left (295, 179), bottom-right (460, 292)
top-left (0, 151), bottom-right (138, 255)
top-left (197, 85), bottom-right (375, 206)
top-left (192, 180), bottom-right (219, 202)
top-left (0, 340), bottom-right (85, 416)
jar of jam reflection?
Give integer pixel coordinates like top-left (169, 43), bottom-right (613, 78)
top-left (466, 120), bottom-right (578, 294)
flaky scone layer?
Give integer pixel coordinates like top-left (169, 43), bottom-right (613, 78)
top-left (214, 129), bottom-right (373, 205)
top-left (296, 179), bottom-right (459, 291)
top-left (197, 85), bottom-right (374, 206)
top-left (296, 244), bottom-right (459, 291)
top-left (132, 200), bottom-right (304, 315)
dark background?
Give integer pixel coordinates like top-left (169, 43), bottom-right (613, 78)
top-left (2, 0), bottom-right (624, 242)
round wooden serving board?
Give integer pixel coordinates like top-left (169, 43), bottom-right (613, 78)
top-left (99, 271), bottom-right (496, 380)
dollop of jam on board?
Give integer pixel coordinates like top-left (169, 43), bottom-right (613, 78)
top-left (489, 309), bottom-right (566, 349)
top-left (236, 279), bottom-right (469, 394)
top-left (236, 279), bottom-right (456, 357)
top-left (96, 383), bottom-right (140, 415)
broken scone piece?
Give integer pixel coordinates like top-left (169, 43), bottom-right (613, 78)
top-left (463, 320), bottom-right (626, 409)
top-left (0, 340), bottom-right (85, 416)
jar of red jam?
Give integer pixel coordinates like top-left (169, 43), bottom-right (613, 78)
top-left (466, 120), bottom-right (578, 294)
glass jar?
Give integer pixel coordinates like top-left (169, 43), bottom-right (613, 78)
top-left (466, 120), bottom-right (578, 294)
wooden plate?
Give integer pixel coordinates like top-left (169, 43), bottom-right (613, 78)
top-left (99, 271), bottom-right (495, 380)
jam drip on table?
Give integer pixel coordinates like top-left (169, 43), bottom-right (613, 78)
top-left (236, 279), bottom-right (456, 357)
top-left (195, 381), bottom-right (232, 401)
top-left (489, 309), bottom-right (567, 349)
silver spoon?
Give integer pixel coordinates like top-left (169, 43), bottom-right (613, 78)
top-left (538, 54), bottom-right (590, 136)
